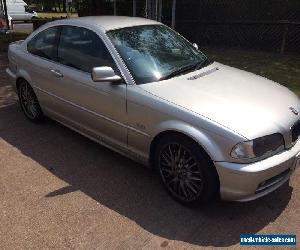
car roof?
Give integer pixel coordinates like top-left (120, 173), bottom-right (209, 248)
top-left (52, 16), bottom-right (161, 31)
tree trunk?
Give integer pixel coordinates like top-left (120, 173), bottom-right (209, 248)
top-left (172, 0), bottom-right (176, 29)
top-left (63, 0), bottom-right (66, 12)
top-left (3, 0), bottom-right (10, 29)
top-left (58, 0), bottom-right (62, 12)
top-left (54, 0), bottom-right (58, 12)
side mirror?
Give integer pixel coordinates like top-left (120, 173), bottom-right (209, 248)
top-left (92, 66), bottom-right (122, 83)
top-left (193, 43), bottom-right (199, 50)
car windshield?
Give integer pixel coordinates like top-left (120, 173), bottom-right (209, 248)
top-left (25, 5), bottom-right (34, 13)
top-left (107, 25), bottom-right (209, 84)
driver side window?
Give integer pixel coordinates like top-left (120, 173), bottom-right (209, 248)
top-left (57, 26), bottom-right (117, 73)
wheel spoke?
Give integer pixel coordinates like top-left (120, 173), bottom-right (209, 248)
top-left (184, 156), bottom-right (193, 165)
top-left (25, 83), bottom-right (28, 99)
top-left (189, 176), bottom-right (202, 181)
top-left (179, 181), bottom-right (189, 198)
top-left (30, 104), bottom-right (37, 116)
top-left (189, 171), bottom-right (202, 175)
top-left (176, 145), bottom-right (182, 161)
top-left (168, 144), bottom-right (175, 161)
top-left (21, 90), bottom-right (27, 100)
top-left (185, 181), bottom-right (198, 194)
top-left (161, 154), bottom-right (171, 166)
top-left (161, 168), bottom-right (173, 177)
top-left (186, 162), bottom-right (197, 169)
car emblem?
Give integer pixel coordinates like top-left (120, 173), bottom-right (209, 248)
top-left (289, 107), bottom-right (299, 115)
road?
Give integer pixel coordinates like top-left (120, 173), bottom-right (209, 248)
top-left (0, 52), bottom-right (299, 249)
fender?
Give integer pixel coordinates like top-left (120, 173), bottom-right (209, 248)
top-left (152, 120), bottom-right (228, 162)
top-left (16, 69), bottom-right (33, 88)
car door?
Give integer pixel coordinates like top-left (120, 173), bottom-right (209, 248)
top-left (48, 25), bottom-right (127, 148)
top-left (25, 26), bottom-right (61, 110)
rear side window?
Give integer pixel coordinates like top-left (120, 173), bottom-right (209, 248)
top-left (57, 26), bottom-right (116, 73)
top-left (27, 27), bottom-right (59, 60)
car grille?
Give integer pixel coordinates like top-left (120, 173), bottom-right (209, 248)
top-left (291, 120), bottom-right (300, 143)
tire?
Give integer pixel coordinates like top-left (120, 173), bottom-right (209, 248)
top-left (154, 134), bottom-right (219, 206)
top-left (17, 80), bottom-right (44, 123)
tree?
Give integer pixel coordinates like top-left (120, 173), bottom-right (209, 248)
top-left (3, 0), bottom-right (10, 29)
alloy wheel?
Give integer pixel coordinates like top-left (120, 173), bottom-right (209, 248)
top-left (158, 142), bottom-right (204, 202)
top-left (19, 82), bottom-right (39, 120)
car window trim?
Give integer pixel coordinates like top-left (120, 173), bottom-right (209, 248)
top-left (57, 25), bottom-right (123, 78)
top-left (27, 26), bottom-right (61, 61)
top-left (23, 24), bottom-right (132, 85)
top-left (26, 24), bottom-right (128, 84)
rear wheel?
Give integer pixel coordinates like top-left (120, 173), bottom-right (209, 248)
top-left (155, 134), bottom-right (219, 206)
top-left (17, 80), bottom-right (44, 123)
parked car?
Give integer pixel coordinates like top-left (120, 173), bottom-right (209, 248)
top-left (6, 0), bottom-right (38, 24)
top-left (6, 16), bottom-right (300, 205)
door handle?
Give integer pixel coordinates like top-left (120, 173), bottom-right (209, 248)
top-left (50, 69), bottom-right (63, 78)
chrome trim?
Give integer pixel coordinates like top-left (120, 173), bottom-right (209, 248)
top-left (188, 67), bottom-right (219, 80)
top-left (34, 86), bottom-right (150, 138)
top-left (103, 32), bottom-right (137, 85)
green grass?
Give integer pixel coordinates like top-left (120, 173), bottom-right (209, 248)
top-left (202, 46), bottom-right (300, 96)
top-left (0, 32), bottom-right (28, 52)
top-left (37, 12), bottom-right (78, 19)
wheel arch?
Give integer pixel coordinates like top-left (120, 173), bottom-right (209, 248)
top-left (15, 69), bottom-right (33, 90)
top-left (16, 77), bottom-right (27, 89)
top-left (149, 121), bottom-right (224, 167)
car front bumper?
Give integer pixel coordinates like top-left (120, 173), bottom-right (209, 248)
top-left (215, 138), bottom-right (300, 201)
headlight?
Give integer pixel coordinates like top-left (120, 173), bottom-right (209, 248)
top-left (231, 133), bottom-right (285, 160)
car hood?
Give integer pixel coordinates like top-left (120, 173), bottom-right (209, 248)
top-left (140, 62), bottom-right (300, 139)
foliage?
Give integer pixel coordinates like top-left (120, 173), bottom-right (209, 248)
top-left (0, 32), bottom-right (28, 51)
top-left (26, 0), bottom-right (80, 12)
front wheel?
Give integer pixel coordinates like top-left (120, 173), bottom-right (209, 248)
top-left (17, 80), bottom-right (44, 123)
top-left (155, 134), bottom-right (219, 206)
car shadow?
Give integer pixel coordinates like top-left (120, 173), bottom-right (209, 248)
top-left (0, 103), bottom-right (293, 247)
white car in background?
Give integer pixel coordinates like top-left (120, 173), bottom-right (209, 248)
top-left (6, 0), bottom-right (38, 24)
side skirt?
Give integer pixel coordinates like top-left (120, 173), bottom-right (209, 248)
top-left (44, 108), bottom-right (150, 168)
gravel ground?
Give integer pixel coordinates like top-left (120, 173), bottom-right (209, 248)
top-left (0, 52), bottom-right (299, 249)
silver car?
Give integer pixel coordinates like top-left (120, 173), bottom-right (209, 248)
top-left (6, 16), bottom-right (300, 205)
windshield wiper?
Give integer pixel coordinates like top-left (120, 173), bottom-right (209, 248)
top-left (160, 63), bottom-right (198, 81)
top-left (194, 57), bottom-right (211, 70)
top-left (160, 58), bottom-right (211, 81)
